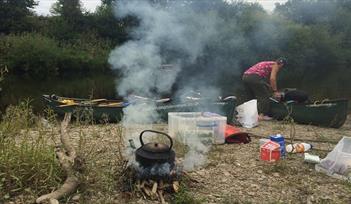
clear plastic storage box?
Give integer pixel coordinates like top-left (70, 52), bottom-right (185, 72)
top-left (168, 112), bottom-right (227, 144)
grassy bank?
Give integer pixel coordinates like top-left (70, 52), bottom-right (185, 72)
top-left (0, 102), bottom-right (64, 201)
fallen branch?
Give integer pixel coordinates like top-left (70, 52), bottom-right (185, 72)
top-left (36, 113), bottom-right (84, 203)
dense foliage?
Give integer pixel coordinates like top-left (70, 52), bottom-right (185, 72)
top-left (0, 33), bottom-right (111, 78)
top-left (0, 0), bottom-right (350, 99)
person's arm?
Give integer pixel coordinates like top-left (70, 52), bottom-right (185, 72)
top-left (270, 63), bottom-right (280, 92)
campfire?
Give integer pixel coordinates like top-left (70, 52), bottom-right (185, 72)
top-left (131, 162), bottom-right (182, 203)
top-left (119, 130), bottom-right (189, 203)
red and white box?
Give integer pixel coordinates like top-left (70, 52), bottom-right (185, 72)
top-left (260, 141), bottom-right (281, 162)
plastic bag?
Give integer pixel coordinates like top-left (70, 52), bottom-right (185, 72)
top-left (316, 137), bottom-right (351, 180)
top-left (235, 99), bottom-right (258, 128)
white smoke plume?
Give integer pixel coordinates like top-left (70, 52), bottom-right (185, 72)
top-left (183, 135), bottom-right (211, 171)
top-left (108, 0), bottom-right (221, 170)
top-left (109, 0), bottom-right (218, 99)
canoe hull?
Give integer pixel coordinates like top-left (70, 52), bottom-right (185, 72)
top-left (269, 99), bottom-right (348, 128)
top-left (43, 95), bottom-right (236, 124)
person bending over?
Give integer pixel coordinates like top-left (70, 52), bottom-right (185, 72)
top-left (242, 58), bottom-right (287, 120)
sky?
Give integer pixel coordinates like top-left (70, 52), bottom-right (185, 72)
top-left (33, 0), bottom-right (288, 16)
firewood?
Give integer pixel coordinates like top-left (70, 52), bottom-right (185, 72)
top-left (159, 180), bottom-right (164, 190)
top-left (139, 189), bottom-right (147, 200)
top-left (140, 180), bottom-right (145, 188)
top-left (158, 190), bottom-right (166, 204)
top-left (159, 183), bottom-right (171, 190)
top-left (149, 179), bottom-right (155, 185)
top-left (136, 180), bottom-right (141, 191)
top-left (142, 186), bottom-right (152, 197)
top-left (172, 181), bottom-right (180, 193)
top-left (151, 181), bottom-right (158, 195)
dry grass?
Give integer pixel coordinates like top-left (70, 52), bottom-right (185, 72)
top-left (0, 102), bottom-right (64, 202)
top-left (1, 103), bottom-right (351, 203)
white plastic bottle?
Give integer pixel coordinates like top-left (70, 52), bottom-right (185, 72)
top-left (286, 143), bottom-right (312, 153)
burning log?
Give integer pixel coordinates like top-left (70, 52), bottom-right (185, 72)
top-left (36, 113), bottom-right (84, 204)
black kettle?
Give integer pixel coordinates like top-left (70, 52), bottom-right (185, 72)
top-left (135, 130), bottom-right (175, 167)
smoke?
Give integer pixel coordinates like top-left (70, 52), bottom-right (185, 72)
top-left (108, 0), bottom-right (240, 170)
top-left (108, 0), bottom-right (223, 168)
top-left (109, 0), bottom-right (219, 99)
top-left (182, 134), bottom-right (212, 171)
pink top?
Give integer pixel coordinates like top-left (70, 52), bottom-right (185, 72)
top-left (244, 61), bottom-right (276, 78)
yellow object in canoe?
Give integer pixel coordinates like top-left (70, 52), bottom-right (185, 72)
top-left (60, 99), bottom-right (75, 105)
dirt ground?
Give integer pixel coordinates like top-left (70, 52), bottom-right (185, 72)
top-left (6, 115), bottom-right (351, 204)
top-left (187, 116), bottom-right (351, 204)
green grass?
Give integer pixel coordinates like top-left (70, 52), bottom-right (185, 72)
top-left (0, 102), bottom-right (65, 202)
top-left (171, 184), bottom-right (203, 204)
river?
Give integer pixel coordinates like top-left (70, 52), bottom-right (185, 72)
top-left (0, 73), bottom-right (117, 113)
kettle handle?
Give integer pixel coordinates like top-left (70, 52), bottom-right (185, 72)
top-left (139, 130), bottom-right (173, 151)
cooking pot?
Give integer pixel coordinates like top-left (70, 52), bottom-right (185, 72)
top-left (135, 130), bottom-right (175, 167)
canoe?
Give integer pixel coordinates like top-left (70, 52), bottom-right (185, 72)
top-left (42, 94), bottom-right (126, 122)
top-left (269, 98), bottom-right (349, 128)
top-left (42, 94), bottom-right (236, 123)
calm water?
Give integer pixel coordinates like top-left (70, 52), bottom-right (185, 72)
top-left (1, 72), bottom-right (350, 114)
top-left (0, 73), bottom-right (117, 113)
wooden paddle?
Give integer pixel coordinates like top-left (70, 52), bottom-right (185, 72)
top-left (97, 102), bottom-right (124, 107)
top-left (58, 99), bottom-right (108, 107)
top-left (58, 104), bottom-right (77, 107)
top-left (90, 99), bottom-right (107, 102)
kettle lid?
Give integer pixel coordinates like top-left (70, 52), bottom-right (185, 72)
top-left (142, 142), bottom-right (170, 153)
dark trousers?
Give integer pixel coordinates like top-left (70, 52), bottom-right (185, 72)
top-left (242, 74), bottom-right (272, 115)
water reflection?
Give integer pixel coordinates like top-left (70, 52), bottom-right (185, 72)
top-left (0, 74), bottom-right (117, 113)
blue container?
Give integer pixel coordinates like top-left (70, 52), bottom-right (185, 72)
top-left (270, 134), bottom-right (286, 157)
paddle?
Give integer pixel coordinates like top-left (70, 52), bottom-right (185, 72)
top-left (58, 104), bottom-right (77, 107)
top-left (90, 99), bottom-right (107, 102)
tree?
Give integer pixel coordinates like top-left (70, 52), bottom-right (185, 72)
top-left (93, 0), bottom-right (136, 44)
top-left (51, 0), bottom-right (83, 21)
top-left (49, 0), bottom-right (84, 40)
top-left (0, 0), bottom-right (38, 33)
top-left (101, 0), bottom-right (115, 6)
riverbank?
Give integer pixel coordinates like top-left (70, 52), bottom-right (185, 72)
top-left (2, 114), bottom-right (351, 203)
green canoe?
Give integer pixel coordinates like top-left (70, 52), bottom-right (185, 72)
top-left (42, 94), bottom-right (236, 123)
top-left (269, 98), bottom-right (349, 128)
top-left (42, 95), bottom-right (126, 122)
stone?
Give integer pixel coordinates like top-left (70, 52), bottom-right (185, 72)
top-left (247, 192), bottom-right (256, 196)
top-left (273, 173), bottom-right (280, 177)
top-left (72, 194), bottom-right (81, 201)
top-left (223, 171), bottom-right (231, 177)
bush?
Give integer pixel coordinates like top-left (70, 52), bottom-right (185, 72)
top-left (57, 34), bottom-right (111, 74)
top-left (0, 100), bottom-right (36, 137)
top-left (0, 33), bottom-right (60, 78)
top-left (0, 33), bottom-right (111, 79)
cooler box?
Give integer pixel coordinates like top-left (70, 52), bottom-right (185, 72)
top-left (168, 112), bottom-right (227, 144)
top-left (260, 141), bottom-right (281, 162)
